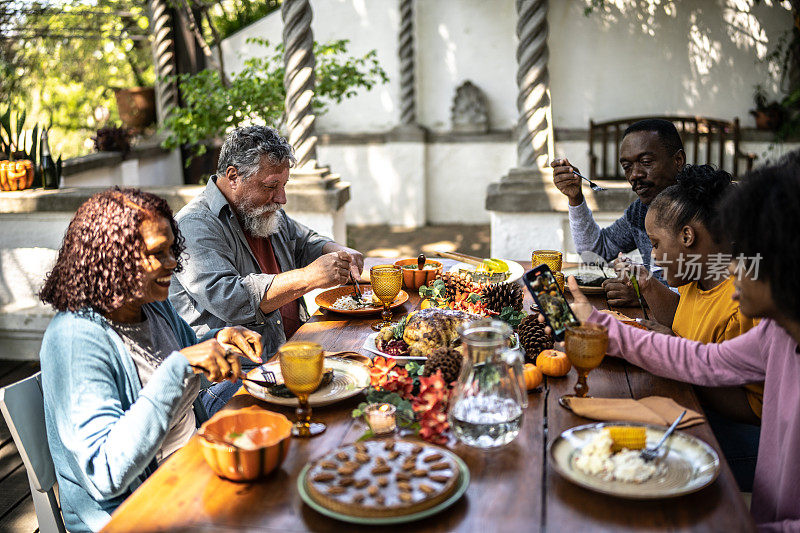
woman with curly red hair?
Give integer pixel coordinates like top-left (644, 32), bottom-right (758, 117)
top-left (38, 188), bottom-right (262, 532)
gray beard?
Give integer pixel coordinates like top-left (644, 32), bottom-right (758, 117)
top-left (241, 203), bottom-right (281, 237)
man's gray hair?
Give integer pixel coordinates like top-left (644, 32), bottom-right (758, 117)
top-left (217, 125), bottom-right (296, 180)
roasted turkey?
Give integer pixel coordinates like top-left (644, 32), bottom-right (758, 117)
top-left (402, 308), bottom-right (473, 358)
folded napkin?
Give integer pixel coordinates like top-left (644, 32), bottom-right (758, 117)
top-left (564, 396), bottom-right (705, 428)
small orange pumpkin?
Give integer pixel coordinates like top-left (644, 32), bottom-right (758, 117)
top-left (523, 363), bottom-right (543, 390)
top-left (536, 349), bottom-right (571, 377)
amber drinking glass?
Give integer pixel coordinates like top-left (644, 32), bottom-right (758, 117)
top-left (370, 265), bottom-right (403, 331)
top-left (278, 341), bottom-right (326, 437)
top-left (562, 323), bottom-right (609, 399)
top-left (532, 250), bottom-right (563, 273)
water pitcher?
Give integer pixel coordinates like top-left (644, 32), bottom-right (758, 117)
top-left (448, 319), bottom-right (527, 448)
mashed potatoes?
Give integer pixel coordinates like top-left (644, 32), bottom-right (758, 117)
top-left (574, 430), bottom-right (662, 483)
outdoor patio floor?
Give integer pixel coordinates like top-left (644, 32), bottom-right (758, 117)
top-left (0, 223), bottom-right (489, 532)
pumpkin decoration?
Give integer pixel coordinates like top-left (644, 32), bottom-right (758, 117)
top-left (0, 160), bottom-right (34, 192)
top-left (535, 349), bottom-right (571, 377)
top-left (523, 363), bottom-right (543, 390)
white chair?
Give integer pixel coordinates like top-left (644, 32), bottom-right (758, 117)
top-left (0, 372), bottom-right (66, 533)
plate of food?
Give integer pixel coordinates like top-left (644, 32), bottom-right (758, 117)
top-left (243, 357), bottom-right (370, 407)
top-left (562, 266), bottom-right (615, 295)
top-left (597, 309), bottom-right (648, 330)
top-left (448, 259), bottom-right (525, 284)
top-left (549, 422), bottom-right (720, 499)
top-left (362, 308), bottom-right (476, 360)
top-left (298, 438), bottom-right (469, 525)
top-left (316, 285), bottom-right (409, 316)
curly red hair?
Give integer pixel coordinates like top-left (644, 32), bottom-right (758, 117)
top-left (39, 187), bottom-right (185, 313)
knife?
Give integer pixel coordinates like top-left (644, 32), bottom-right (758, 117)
top-left (628, 272), bottom-right (649, 320)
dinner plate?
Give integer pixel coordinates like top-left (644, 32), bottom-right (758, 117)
top-left (297, 447), bottom-right (470, 525)
top-left (361, 331), bottom-right (426, 361)
top-left (315, 285), bottom-right (409, 316)
top-left (549, 422), bottom-right (720, 499)
top-left (447, 259), bottom-right (524, 284)
top-left (561, 266), bottom-right (614, 295)
top-left (243, 357), bottom-right (370, 407)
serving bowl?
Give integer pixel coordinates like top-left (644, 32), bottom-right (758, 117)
top-left (394, 258), bottom-right (443, 291)
top-left (198, 406), bottom-right (292, 481)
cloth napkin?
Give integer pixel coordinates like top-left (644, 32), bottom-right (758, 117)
top-left (564, 396), bottom-right (705, 428)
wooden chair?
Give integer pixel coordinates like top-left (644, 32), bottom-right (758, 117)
top-left (0, 373), bottom-right (66, 533)
top-left (588, 116), bottom-right (757, 180)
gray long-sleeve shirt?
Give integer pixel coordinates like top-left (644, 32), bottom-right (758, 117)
top-left (169, 178), bottom-right (332, 360)
top-left (568, 198), bottom-right (656, 273)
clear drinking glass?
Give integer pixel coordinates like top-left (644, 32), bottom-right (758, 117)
top-left (370, 265), bottom-right (402, 331)
top-left (278, 341), bottom-right (326, 438)
top-left (562, 323), bottom-right (609, 399)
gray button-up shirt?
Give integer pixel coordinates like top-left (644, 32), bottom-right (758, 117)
top-left (169, 178), bottom-right (332, 360)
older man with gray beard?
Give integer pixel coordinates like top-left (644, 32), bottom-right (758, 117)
top-left (170, 126), bottom-right (363, 414)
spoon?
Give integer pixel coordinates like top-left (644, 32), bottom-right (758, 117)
top-left (573, 170), bottom-right (607, 192)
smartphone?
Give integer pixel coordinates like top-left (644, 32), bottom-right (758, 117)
top-left (522, 265), bottom-right (581, 341)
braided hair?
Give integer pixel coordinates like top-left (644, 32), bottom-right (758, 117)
top-left (649, 164), bottom-right (733, 244)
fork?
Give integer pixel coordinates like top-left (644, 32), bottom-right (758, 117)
top-left (640, 410), bottom-right (686, 462)
top-left (350, 272), bottom-right (363, 302)
top-left (574, 170), bottom-right (607, 192)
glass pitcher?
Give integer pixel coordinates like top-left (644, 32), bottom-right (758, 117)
top-left (448, 318), bottom-right (527, 448)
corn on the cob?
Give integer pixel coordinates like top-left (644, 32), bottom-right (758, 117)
top-left (604, 426), bottom-right (646, 452)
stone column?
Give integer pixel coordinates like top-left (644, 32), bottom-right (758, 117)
top-left (148, 0), bottom-right (179, 124)
top-left (282, 0), bottom-right (318, 169)
top-left (515, 0), bottom-right (553, 169)
top-left (398, 0), bottom-right (417, 126)
top-left (388, 0), bottom-right (427, 226)
top-left (484, 0), bottom-right (559, 259)
top-left (280, 0), bottom-right (350, 242)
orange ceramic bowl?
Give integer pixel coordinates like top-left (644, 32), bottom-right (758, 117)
top-left (394, 258), bottom-right (443, 291)
top-left (198, 406), bottom-right (292, 481)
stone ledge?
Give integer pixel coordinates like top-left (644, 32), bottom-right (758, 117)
top-left (486, 167), bottom-right (637, 213)
top-left (0, 185), bottom-right (204, 214)
top-left (62, 138), bottom-right (171, 177)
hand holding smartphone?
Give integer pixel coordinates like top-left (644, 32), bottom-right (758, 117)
top-left (522, 265), bottom-right (580, 341)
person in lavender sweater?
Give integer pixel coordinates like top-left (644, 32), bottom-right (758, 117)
top-left (551, 119), bottom-right (686, 306)
top-left (560, 154), bottom-right (800, 531)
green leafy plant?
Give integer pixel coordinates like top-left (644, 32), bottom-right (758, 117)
top-left (161, 38), bottom-right (388, 163)
top-left (211, 0), bottom-right (282, 41)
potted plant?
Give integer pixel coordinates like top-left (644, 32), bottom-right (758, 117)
top-left (751, 85), bottom-right (784, 131)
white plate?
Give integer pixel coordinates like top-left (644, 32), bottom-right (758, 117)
top-left (549, 422), bottom-right (720, 499)
top-left (448, 259), bottom-right (525, 284)
top-left (362, 331), bottom-right (426, 361)
top-left (243, 357), bottom-right (370, 407)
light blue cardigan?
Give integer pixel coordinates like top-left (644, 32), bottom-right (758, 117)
top-left (40, 300), bottom-right (206, 532)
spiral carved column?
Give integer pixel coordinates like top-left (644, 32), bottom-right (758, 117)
top-left (148, 0), bottom-right (178, 124)
top-left (398, 0), bottom-right (416, 125)
top-left (515, 0), bottom-right (552, 169)
top-left (282, 0), bottom-right (318, 169)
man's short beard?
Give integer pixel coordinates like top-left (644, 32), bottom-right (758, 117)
top-left (240, 203), bottom-right (282, 237)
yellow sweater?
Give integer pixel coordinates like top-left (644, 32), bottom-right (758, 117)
top-left (673, 276), bottom-right (763, 417)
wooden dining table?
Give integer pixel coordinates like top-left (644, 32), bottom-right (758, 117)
top-left (102, 259), bottom-right (755, 532)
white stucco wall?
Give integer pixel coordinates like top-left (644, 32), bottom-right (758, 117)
top-left (222, 0), bottom-right (795, 132)
top-left (219, 0), bottom-right (795, 227)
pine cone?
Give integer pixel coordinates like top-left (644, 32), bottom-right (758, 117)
top-left (437, 271), bottom-right (478, 301)
top-left (482, 282), bottom-right (524, 313)
top-left (424, 346), bottom-right (462, 384)
top-left (517, 313), bottom-right (554, 362)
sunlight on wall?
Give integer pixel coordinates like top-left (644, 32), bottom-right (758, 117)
top-left (437, 23), bottom-right (458, 79)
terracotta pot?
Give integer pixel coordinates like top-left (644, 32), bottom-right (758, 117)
top-left (114, 87), bottom-right (156, 131)
top-left (198, 406), bottom-right (292, 482)
top-left (750, 108), bottom-right (783, 131)
top-left (393, 258), bottom-right (443, 291)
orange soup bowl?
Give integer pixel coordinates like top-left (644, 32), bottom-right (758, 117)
top-left (393, 258), bottom-right (443, 291)
top-left (198, 406), bottom-right (293, 481)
